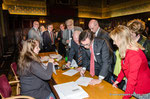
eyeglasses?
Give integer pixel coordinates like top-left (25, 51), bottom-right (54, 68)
top-left (80, 41), bottom-right (91, 47)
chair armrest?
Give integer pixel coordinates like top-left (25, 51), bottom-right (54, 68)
top-left (5, 96), bottom-right (35, 99)
top-left (9, 81), bottom-right (20, 85)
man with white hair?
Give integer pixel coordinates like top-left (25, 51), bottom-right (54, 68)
top-left (62, 19), bottom-right (83, 48)
top-left (66, 30), bottom-right (83, 68)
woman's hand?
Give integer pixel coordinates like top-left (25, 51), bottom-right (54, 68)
top-left (112, 81), bottom-right (119, 88)
top-left (49, 58), bottom-right (54, 63)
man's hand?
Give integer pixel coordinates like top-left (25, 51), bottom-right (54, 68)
top-left (80, 68), bottom-right (86, 77)
top-left (76, 67), bottom-right (82, 72)
top-left (66, 40), bottom-right (70, 44)
top-left (112, 81), bottom-right (119, 88)
top-left (65, 61), bottom-right (71, 68)
top-left (58, 38), bottom-right (61, 40)
top-left (89, 79), bottom-right (102, 85)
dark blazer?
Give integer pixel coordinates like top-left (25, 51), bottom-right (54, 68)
top-left (43, 31), bottom-right (55, 52)
top-left (97, 28), bottom-right (110, 41)
top-left (57, 30), bottom-right (66, 56)
top-left (97, 28), bottom-right (115, 51)
top-left (68, 40), bottom-right (84, 66)
top-left (19, 61), bottom-right (53, 99)
top-left (82, 38), bottom-right (112, 78)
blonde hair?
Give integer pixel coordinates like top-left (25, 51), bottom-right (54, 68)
top-left (127, 19), bottom-right (145, 35)
top-left (109, 25), bottom-right (144, 58)
top-left (18, 39), bottom-right (41, 76)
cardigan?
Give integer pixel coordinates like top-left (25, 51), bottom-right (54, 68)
top-left (116, 49), bottom-right (150, 99)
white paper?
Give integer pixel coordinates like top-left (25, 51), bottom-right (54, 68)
top-left (71, 59), bottom-right (78, 67)
top-left (53, 63), bottom-right (57, 75)
top-left (49, 54), bottom-right (62, 61)
top-left (75, 77), bottom-right (93, 86)
top-left (54, 82), bottom-right (89, 99)
top-left (62, 69), bottom-right (79, 76)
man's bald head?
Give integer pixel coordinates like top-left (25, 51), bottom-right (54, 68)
top-left (88, 19), bottom-right (99, 33)
top-left (73, 30), bottom-right (81, 45)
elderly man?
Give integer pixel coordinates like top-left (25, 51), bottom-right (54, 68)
top-left (66, 30), bottom-right (84, 68)
top-left (62, 19), bottom-right (83, 47)
top-left (28, 21), bottom-right (43, 49)
top-left (88, 19), bottom-right (110, 41)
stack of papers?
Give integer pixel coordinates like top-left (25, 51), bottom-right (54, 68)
top-left (54, 82), bottom-right (89, 99)
top-left (71, 59), bottom-right (78, 67)
top-left (75, 77), bottom-right (93, 87)
top-left (62, 69), bottom-right (79, 76)
top-left (49, 54), bottom-right (62, 61)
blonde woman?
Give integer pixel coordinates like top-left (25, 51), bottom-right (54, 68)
top-left (18, 39), bottom-right (55, 99)
top-left (110, 25), bottom-right (150, 99)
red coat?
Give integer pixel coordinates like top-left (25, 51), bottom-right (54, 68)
top-left (116, 49), bottom-right (150, 99)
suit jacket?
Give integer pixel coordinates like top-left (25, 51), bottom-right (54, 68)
top-left (19, 61), bottom-right (53, 99)
top-left (68, 40), bottom-right (84, 66)
top-left (62, 26), bottom-right (83, 45)
top-left (97, 28), bottom-right (110, 41)
top-left (57, 30), bottom-right (63, 42)
top-left (43, 31), bottom-right (55, 52)
top-left (82, 38), bottom-right (112, 78)
top-left (28, 27), bottom-right (43, 49)
top-left (116, 49), bottom-right (150, 99)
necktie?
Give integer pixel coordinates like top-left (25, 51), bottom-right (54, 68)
top-left (70, 30), bottom-right (73, 38)
top-left (78, 46), bottom-right (82, 66)
top-left (90, 45), bottom-right (95, 76)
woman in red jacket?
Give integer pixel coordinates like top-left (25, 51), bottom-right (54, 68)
top-left (110, 25), bottom-right (150, 99)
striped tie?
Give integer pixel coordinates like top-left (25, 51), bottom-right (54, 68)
top-left (78, 46), bottom-right (82, 66)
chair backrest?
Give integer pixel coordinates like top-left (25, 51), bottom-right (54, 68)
top-left (0, 74), bottom-right (12, 98)
top-left (11, 62), bottom-right (17, 75)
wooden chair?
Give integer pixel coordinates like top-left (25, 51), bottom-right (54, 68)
top-left (10, 62), bottom-right (20, 95)
top-left (0, 74), bottom-right (35, 99)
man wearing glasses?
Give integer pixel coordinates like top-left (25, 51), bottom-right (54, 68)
top-left (79, 30), bottom-right (113, 85)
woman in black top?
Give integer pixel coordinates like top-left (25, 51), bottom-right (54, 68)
top-left (18, 39), bottom-right (55, 99)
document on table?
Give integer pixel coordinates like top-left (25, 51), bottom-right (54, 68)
top-left (62, 69), bottom-right (79, 76)
top-left (54, 82), bottom-right (89, 99)
top-left (52, 63), bottom-right (57, 75)
top-left (75, 77), bottom-right (93, 86)
top-left (49, 54), bottom-right (62, 61)
top-left (71, 59), bottom-right (78, 67)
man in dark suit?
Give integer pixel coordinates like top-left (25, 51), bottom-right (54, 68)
top-left (66, 30), bottom-right (83, 68)
top-left (43, 24), bottom-right (56, 52)
top-left (79, 30), bottom-right (113, 85)
top-left (88, 19), bottom-right (110, 40)
top-left (57, 24), bottom-right (66, 56)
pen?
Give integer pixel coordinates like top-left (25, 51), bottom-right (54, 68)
top-left (111, 79), bottom-right (118, 88)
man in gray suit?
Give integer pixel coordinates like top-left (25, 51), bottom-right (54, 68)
top-left (62, 19), bottom-right (83, 47)
top-left (28, 21), bottom-right (43, 50)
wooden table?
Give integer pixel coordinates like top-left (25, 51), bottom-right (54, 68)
top-left (39, 52), bottom-right (135, 99)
